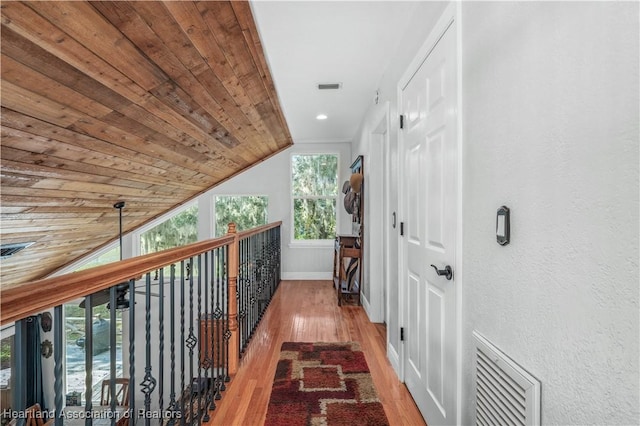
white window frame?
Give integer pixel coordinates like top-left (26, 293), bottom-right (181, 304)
top-left (289, 153), bottom-right (339, 247)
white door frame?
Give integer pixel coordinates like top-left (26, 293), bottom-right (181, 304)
top-left (364, 103), bottom-right (391, 324)
top-left (397, 2), bottom-right (463, 422)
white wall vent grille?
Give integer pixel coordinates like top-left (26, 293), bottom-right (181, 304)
top-left (473, 331), bottom-right (541, 426)
top-left (1, 242), bottom-right (34, 259)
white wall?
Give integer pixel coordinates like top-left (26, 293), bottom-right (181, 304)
top-left (354, 1), bottom-right (639, 424)
top-left (460, 2), bottom-right (639, 424)
top-left (204, 142), bottom-right (353, 280)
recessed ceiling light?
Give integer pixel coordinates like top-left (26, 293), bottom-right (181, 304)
top-left (316, 114), bottom-right (328, 120)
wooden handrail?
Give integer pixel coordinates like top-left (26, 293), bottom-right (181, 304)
top-left (0, 234), bottom-right (235, 326)
top-left (238, 221), bottom-right (283, 239)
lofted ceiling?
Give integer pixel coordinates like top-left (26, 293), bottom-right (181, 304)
top-left (0, 0), bottom-right (418, 289)
top-left (0, 1), bottom-right (292, 288)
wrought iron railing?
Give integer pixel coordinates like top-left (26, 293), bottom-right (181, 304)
top-left (0, 222), bottom-right (281, 426)
top-left (237, 224), bottom-right (282, 354)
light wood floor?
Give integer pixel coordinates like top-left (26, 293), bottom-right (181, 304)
top-left (206, 280), bottom-right (425, 426)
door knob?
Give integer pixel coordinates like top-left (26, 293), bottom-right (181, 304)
top-left (430, 264), bottom-right (453, 280)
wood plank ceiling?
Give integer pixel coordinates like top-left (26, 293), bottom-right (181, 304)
top-left (0, 1), bottom-right (293, 289)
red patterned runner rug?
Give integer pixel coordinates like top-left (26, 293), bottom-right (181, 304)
top-left (264, 342), bottom-right (390, 426)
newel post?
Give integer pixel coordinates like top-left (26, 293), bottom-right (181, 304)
top-left (227, 223), bottom-right (239, 375)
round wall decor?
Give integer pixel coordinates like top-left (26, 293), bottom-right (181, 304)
top-left (40, 312), bottom-right (52, 332)
top-left (41, 340), bottom-right (53, 359)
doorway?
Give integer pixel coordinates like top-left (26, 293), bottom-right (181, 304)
top-left (398, 5), bottom-right (460, 425)
top-left (368, 107), bottom-right (391, 325)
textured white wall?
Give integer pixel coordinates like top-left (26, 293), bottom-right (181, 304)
top-left (461, 2), bottom-right (639, 424)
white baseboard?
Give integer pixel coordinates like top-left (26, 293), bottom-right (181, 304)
top-left (388, 341), bottom-right (401, 379)
top-left (361, 293), bottom-right (372, 319)
top-left (281, 272), bottom-right (332, 280)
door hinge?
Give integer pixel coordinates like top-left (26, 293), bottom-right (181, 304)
top-left (400, 222), bottom-right (405, 236)
top-left (400, 327), bottom-right (405, 341)
top-left (399, 114), bottom-right (405, 129)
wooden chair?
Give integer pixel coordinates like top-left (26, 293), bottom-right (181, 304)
top-left (337, 246), bottom-right (361, 306)
top-left (24, 403), bottom-right (52, 426)
top-left (116, 416), bottom-right (129, 426)
top-left (100, 378), bottom-right (130, 406)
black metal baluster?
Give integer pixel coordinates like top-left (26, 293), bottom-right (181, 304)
top-left (249, 235), bottom-right (255, 341)
top-left (257, 233), bottom-right (264, 319)
top-left (203, 251), bottom-right (211, 419)
top-left (109, 286), bottom-right (117, 425)
top-left (262, 233), bottom-right (266, 312)
top-left (196, 254), bottom-right (203, 426)
top-left (128, 278), bottom-right (136, 420)
top-left (180, 260), bottom-right (186, 426)
top-left (237, 238), bottom-right (241, 353)
top-left (256, 233), bottom-right (262, 320)
top-left (223, 245), bottom-right (230, 384)
top-left (187, 257), bottom-right (196, 424)
top-left (159, 267), bottom-right (165, 417)
top-left (271, 229), bottom-right (276, 303)
top-left (262, 232), bottom-right (268, 311)
top-left (254, 234), bottom-right (259, 334)
top-left (54, 305), bottom-right (63, 426)
top-left (251, 234), bottom-right (256, 328)
top-left (209, 249), bottom-right (218, 408)
top-left (270, 229), bottom-right (276, 308)
top-left (214, 248), bottom-right (222, 401)
top-left (271, 228), bottom-right (280, 296)
top-left (269, 229), bottom-right (276, 305)
top-left (274, 227), bottom-right (279, 295)
top-left (248, 235), bottom-right (253, 341)
top-left (242, 238), bottom-right (248, 352)
top-left (84, 294), bottom-right (93, 426)
top-left (242, 236), bottom-right (248, 351)
top-left (169, 264), bottom-right (177, 425)
top-left (237, 238), bottom-right (243, 354)
top-left (142, 272), bottom-right (157, 426)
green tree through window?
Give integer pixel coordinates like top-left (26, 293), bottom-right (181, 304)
top-left (291, 154), bottom-right (338, 240)
top-left (140, 205), bottom-right (198, 255)
top-left (76, 246), bottom-right (120, 271)
top-left (215, 196), bottom-right (268, 237)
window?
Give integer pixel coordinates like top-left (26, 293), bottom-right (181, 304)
top-left (291, 154), bottom-right (338, 241)
top-left (140, 204), bottom-right (198, 255)
top-left (214, 196), bottom-right (268, 237)
top-left (65, 245), bottom-right (125, 405)
top-left (76, 246), bottom-right (120, 271)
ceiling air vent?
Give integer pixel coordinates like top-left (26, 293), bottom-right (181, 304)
top-left (317, 83), bottom-right (342, 90)
top-left (1, 242), bottom-right (35, 259)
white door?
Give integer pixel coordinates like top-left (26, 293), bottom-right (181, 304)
top-left (400, 16), bottom-right (458, 426)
